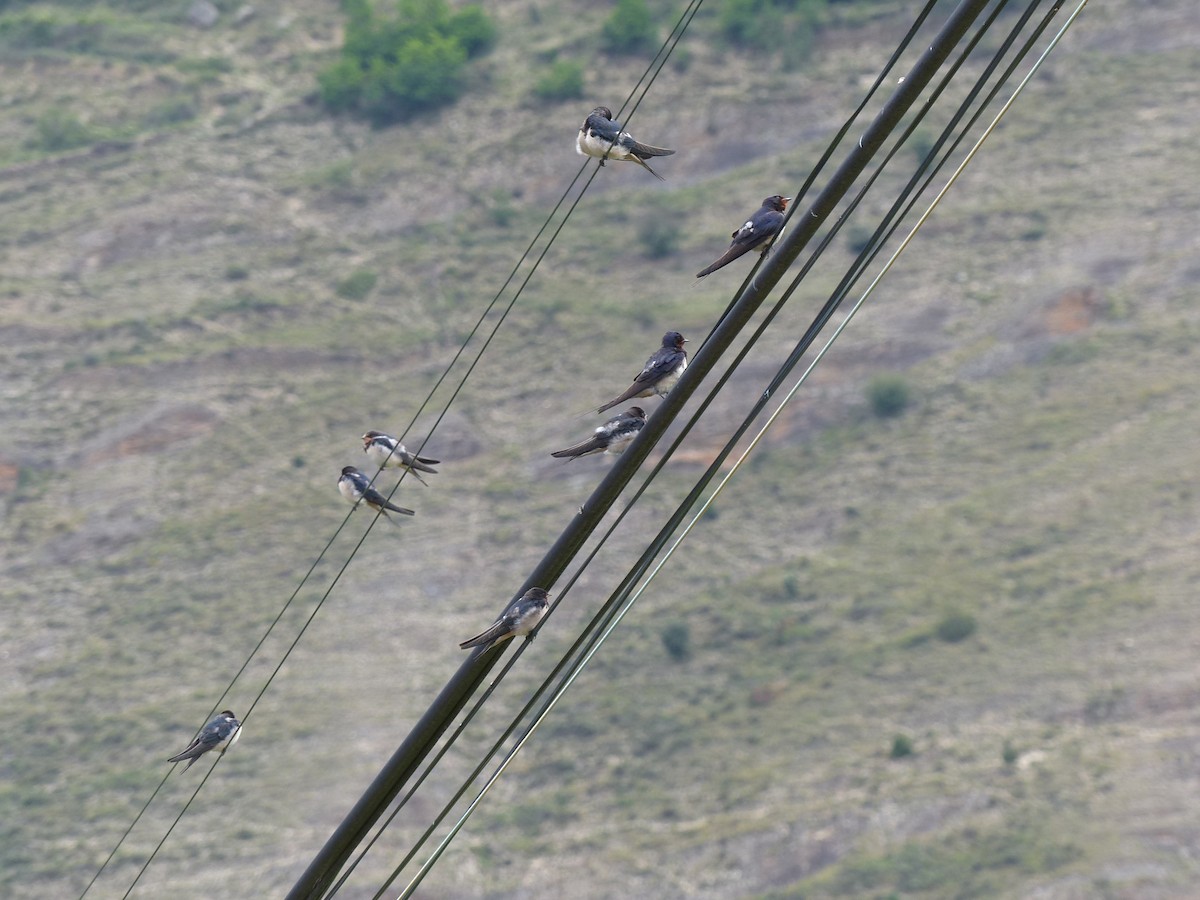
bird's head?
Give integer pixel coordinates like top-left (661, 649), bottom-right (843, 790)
top-left (662, 331), bottom-right (687, 349)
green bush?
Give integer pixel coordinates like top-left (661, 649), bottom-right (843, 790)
top-left (602, 0), bottom-right (656, 54)
top-left (890, 734), bottom-right (914, 759)
top-left (336, 269), bottom-right (378, 301)
top-left (935, 610), bottom-right (977, 643)
top-left (319, 0), bottom-right (495, 125)
top-left (637, 210), bottom-right (682, 259)
top-left (866, 373), bottom-right (911, 418)
top-left (31, 108), bottom-right (96, 152)
top-left (720, 0), bottom-right (824, 58)
top-left (445, 4), bottom-right (496, 56)
top-left (532, 60), bottom-right (584, 102)
top-left (661, 622), bottom-right (691, 662)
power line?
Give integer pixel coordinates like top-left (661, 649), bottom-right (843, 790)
top-left (83, 2), bottom-right (708, 897)
top-left (286, 1), bottom-right (1001, 896)
top-left (318, 0), bottom-right (951, 885)
top-left (355, 2), bottom-right (1065, 892)
top-left (388, 3), bottom-right (1089, 895)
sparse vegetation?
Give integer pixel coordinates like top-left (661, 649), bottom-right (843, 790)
top-left (532, 59), bottom-right (585, 102)
top-left (602, 0), bottom-right (657, 54)
top-left (0, 0), bottom-right (1194, 897)
top-left (30, 108), bottom-right (96, 152)
top-left (638, 209), bottom-right (683, 259)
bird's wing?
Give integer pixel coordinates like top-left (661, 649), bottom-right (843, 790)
top-left (585, 114), bottom-right (623, 143)
top-left (551, 435), bottom-right (606, 459)
top-left (459, 618), bottom-right (514, 649)
top-left (636, 349), bottom-right (682, 385)
top-left (364, 487), bottom-right (415, 515)
top-left (622, 136), bottom-right (675, 158)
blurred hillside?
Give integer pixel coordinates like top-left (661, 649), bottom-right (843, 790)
top-left (2, 0), bottom-right (1199, 897)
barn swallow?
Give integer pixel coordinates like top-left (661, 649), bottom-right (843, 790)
top-left (576, 106), bottom-right (675, 180)
top-left (696, 195), bottom-right (791, 277)
top-left (362, 430), bottom-right (440, 485)
top-left (459, 588), bottom-right (551, 650)
top-left (597, 331), bottom-right (688, 414)
top-left (167, 710), bottom-right (240, 772)
top-left (338, 465), bottom-right (415, 522)
top-left (552, 407), bottom-right (646, 460)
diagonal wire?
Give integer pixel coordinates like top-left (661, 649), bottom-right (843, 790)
top-left (395, 2), bottom-right (1090, 893)
top-left (332, 0), bottom-right (984, 892)
top-left (82, 4), bottom-right (697, 892)
top-left (369, 0), bottom-right (1070, 891)
top-left (318, 3), bottom-right (708, 896)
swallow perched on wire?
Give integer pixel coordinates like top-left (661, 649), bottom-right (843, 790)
top-left (459, 588), bottom-right (551, 650)
top-left (696, 195), bottom-right (791, 277)
top-left (362, 431), bottom-right (440, 485)
top-left (552, 407), bottom-right (646, 460)
top-left (597, 331), bottom-right (688, 414)
top-left (576, 106), bottom-right (675, 180)
top-left (337, 465), bottom-right (415, 523)
top-left (167, 710), bottom-right (241, 772)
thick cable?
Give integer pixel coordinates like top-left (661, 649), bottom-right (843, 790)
top-left (396, 4), bottom-right (1089, 893)
top-left (343, 0), bottom-right (1020, 893)
top-left (86, 12), bottom-right (692, 896)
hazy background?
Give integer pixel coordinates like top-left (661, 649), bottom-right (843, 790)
top-left (1, 0), bottom-right (1198, 896)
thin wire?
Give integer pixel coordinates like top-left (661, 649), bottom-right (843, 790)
top-left (317, 4), bottom-right (708, 896)
top-left (699, 0), bottom-right (943, 345)
top-left (383, 39), bottom-right (968, 900)
top-left (338, 0), bottom-right (967, 890)
top-left (88, 44), bottom-right (676, 900)
top-left (377, 0), bottom-right (700, 483)
top-left (398, 3), bottom-right (1089, 892)
top-left (118, 757), bottom-right (226, 898)
top-left (75, 770), bottom-right (171, 899)
top-left (77, 501), bottom-right (366, 899)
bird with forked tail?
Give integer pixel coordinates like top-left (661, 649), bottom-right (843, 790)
top-left (362, 430), bottom-right (439, 485)
top-left (459, 588), bottom-right (551, 651)
top-left (576, 106), bottom-right (675, 180)
top-left (167, 710), bottom-right (240, 772)
top-left (696, 195), bottom-right (791, 278)
top-left (552, 407), bottom-right (646, 460)
top-left (337, 465), bottom-right (415, 524)
top-left (597, 331), bottom-right (688, 414)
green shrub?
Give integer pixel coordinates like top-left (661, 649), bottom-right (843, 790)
top-left (890, 734), bottom-right (914, 759)
top-left (336, 269), bottom-right (378, 300)
top-left (935, 611), bottom-right (977, 643)
top-left (445, 4), bottom-right (496, 56)
top-left (31, 108), bottom-right (96, 152)
top-left (487, 188), bottom-right (517, 227)
top-left (532, 60), bottom-right (584, 102)
top-left (637, 210), bottom-right (682, 259)
top-left (319, 0), bottom-right (495, 125)
top-left (602, 0), bottom-right (656, 54)
top-left (661, 622), bottom-right (691, 662)
top-left (866, 374), bottom-right (911, 418)
top-left (720, 0), bottom-right (824, 59)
